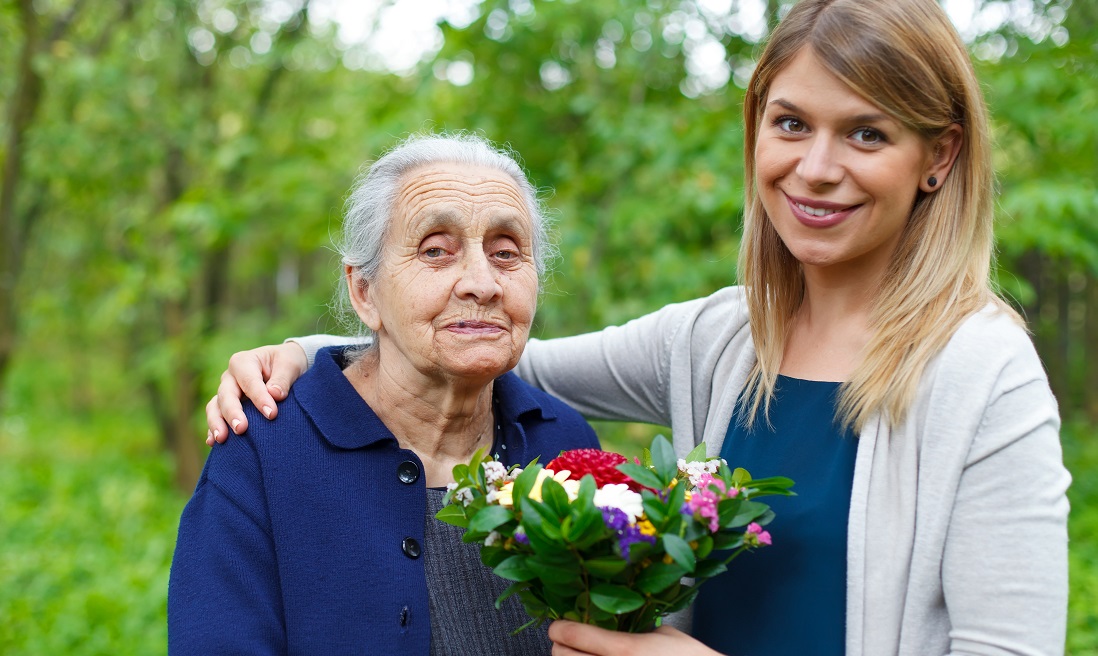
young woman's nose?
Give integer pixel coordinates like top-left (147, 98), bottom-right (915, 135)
top-left (454, 249), bottom-right (503, 303)
top-left (795, 136), bottom-right (844, 188)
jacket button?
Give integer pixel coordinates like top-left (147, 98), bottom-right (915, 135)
top-left (397, 461), bottom-right (419, 484)
top-left (402, 537), bottom-right (421, 559)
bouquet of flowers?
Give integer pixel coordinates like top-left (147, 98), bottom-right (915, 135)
top-left (436, 435), bottom-right (794, 633)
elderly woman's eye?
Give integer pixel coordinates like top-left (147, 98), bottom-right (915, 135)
top-left (423, 247), bottom-right (446, 258)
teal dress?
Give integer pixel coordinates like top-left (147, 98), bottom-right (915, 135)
top-left (691, 375), bottom-right (857, 655)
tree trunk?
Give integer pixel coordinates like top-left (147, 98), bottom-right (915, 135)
top-left (1086, 272), bottom-right (1098, 423)
top-left (0, 0), bottom-right (43, 406)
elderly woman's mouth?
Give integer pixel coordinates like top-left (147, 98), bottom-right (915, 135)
top-left (449, 320), bottom-right (504, 334)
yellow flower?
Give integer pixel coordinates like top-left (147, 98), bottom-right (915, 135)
top-left (530, 468), bottom-right (573, 501)
top-left (636, 519), bottom-right (657, 537)
top-left (496, 482), bottom-right (515, 508)
top-left (496, 468), bottom-right (574, 508)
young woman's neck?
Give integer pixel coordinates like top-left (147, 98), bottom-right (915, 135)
top-left (779, 264), bottom-right (881, 382)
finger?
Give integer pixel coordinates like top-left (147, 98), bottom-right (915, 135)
top-left (548, 621), bottom-right (623, 655)
top-left (265, 342), bottom-right (309, 405)
top-left (226, 353), bottom-right (279, 426)
top-left (205, 395), bottom-right (230, 445)
top-left (216, 371), bottom-right (252, 435)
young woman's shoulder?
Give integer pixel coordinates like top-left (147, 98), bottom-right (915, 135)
top-left (943, 303), bottom-right (1043, 380)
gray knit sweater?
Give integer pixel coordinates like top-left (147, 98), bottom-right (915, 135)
top-left (296, 285), bottom-right (1070, 655)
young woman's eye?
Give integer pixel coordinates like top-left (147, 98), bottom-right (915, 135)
top-left (774, 116), bottom-right (806, 133)
top-left (852, 128), bottom-right (885, 144)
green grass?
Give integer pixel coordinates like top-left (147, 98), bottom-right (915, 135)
top-left (0, 411), bottom-right (186, 656)
top-left (0, 409), bottom-right (1094, 654)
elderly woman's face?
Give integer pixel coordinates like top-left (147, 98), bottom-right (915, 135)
top-left (351, 163), bottom-right (539, 384)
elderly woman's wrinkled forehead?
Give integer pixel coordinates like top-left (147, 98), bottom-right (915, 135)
top-left (390, 162), bottom-right (534, 238)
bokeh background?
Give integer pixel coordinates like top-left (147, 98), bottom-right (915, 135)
top-left (1, 0), bottom-right (1095, 652)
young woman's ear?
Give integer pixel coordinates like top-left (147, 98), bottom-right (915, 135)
top-left (921, 123), bottom-right (963, 193)
top-left (346, 265), bottom-right (382, 332)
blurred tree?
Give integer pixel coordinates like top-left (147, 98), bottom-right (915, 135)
top-left (0, 0), bottom-right (1093, 491)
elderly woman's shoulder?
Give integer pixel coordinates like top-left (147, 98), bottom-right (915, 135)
top-left (499, 372), bottom-right (599, 447)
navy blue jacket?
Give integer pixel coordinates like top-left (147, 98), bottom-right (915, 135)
top-left (168, 346), bottom-right (599, 654)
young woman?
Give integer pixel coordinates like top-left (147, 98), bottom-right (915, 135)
top-left (207, 1), bottom-right (1069, 653)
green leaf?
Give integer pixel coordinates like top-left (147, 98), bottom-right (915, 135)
top-left (434, 503), bottom-right (469, 528)
top-left (731, 467), bottom-right (752, 487)
top-left (541, 477), bottom-right (572, 518)
top-left (494, 555), bottom-right (537, 581)
top-left (589, 584), bottom-right (646, 614)
top-left (616, 463), bottom-right (664, 490)
top-left (467, 504), bottom-right (513, 533)
top-left (727, 500), bottom-right (769, 528)
top-left (683, 442), bottom-right (708, 463)
top-left (583, 555), bottom-right (629, 577)
top-left (636, 561), bottom-right (687, 594)
top-left (495, 581), bottom-right (529, 608)
top-left (650, 435), bottom-right (678, 481)
top-left (661, 533), bottom-right (696, 573)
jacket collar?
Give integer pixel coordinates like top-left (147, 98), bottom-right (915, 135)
top-left (295, 346), bottom-right (556, 451)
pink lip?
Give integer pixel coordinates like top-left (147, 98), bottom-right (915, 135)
top-left (448, 320), bottom-right (504, 335)
top-left (784, 193), bottom-right (860, 228)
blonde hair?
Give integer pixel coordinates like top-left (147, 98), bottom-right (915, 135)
top-left (738, 0), bottom-right (1020, 432)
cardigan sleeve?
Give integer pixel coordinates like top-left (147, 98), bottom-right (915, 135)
top-left (940, 354), bottom-right (1070, 654)
top-left (168, 437), bottom-right (287, 654)
top-left (511, 299), bottom-right (702, 426)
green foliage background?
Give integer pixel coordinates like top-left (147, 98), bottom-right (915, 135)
top-left (0, 0), bottom-right (1095, 653)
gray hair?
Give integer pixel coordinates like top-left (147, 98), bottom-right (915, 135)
top-left (335, 132), bottom-right (554, 340)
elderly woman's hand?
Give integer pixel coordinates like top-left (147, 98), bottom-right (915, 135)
top-left (205, 342), bottom-right (308, 444)
top-left (548, 621), bottom-right (724, 656)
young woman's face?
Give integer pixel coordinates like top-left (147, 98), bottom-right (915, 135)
top-left (755, 47), bottom-right (940, 279)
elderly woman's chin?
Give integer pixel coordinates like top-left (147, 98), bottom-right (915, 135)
top-left (429, 331), bottom-right (528, 382)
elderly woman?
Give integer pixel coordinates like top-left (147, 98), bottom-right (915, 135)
top-left (167, 134), bottom-right (598, 654)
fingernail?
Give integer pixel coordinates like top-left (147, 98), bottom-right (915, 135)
top-left (262, 405), bottom-right (272, 419)
top-left (231, 419), bottom-right (241, 433)
top-left (206, 436), bottom-right (214, 446)
top-left (213, 429), bottom-right (220, 441)
top-left (271, 384), bottom-right (284, 396)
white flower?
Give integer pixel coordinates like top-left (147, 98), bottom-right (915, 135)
top-left (445, 482), bottom-right (459, 493)
top-left (483, 460), bottom-right (508, 485)
top-left (454, 487), bottom-right (474, 507)
top-left (593, 483), bottom-right (644, 523)
top-left (486, 488), bottom-right (499, 504)
top-left (485, 530), bottom-right (503, 547)
top-left (678, 458), bottom-right (724, 488)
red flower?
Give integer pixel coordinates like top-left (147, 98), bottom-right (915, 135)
top-left (546, 449), bottom-right (644, 491)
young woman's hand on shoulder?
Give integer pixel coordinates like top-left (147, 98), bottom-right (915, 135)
top-left (205, 342), bottom-right (308, 444)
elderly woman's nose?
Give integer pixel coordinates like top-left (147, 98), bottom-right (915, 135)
top-left (455, 250), bottom-right (504, 303)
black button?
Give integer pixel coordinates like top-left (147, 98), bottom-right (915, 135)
top-left (397, 461), bottom-right (419, 484)
top-left (402, 537), bottom-right (421, 559)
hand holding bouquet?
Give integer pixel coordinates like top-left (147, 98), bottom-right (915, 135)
top-left (437, 436), bottom-right (794, 633)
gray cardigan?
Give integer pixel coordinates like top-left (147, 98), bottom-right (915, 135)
top-left (296, 286), bottom-right (1070, 655)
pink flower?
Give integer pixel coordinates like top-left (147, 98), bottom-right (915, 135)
top-left (682, 475), bottom-right (730, 532)
top-left (745, 522), bottom-right (772, 547)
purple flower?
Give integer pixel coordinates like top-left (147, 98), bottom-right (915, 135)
top-left (601, 506), bottom-right (630, 532)
top-left (514, 528), bottom-right (530, 546)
